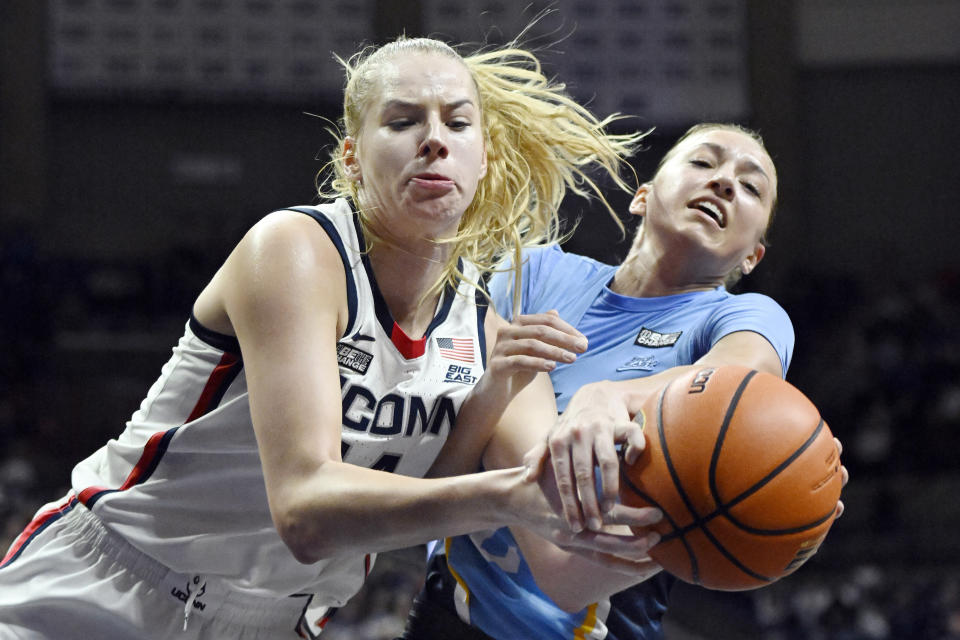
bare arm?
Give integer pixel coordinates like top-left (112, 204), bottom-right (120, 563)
top-left (201, 213), bottom-right (659, 564)
top-left (205, 212), bottom-right (549, 562)
top-left (434, 312), bottom-right (664, 611)
top-left (546, 330), bottom-right (783, 532)
top-left (522, 330), bottom-right (851, 611)
top-left (511, 331), bottom-right (782, 610)
top-left (430, 311), bottom-right (661, 557)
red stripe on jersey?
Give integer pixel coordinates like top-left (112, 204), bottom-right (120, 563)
top-left (77, 429), bottom-right (172, 505)
top-left (390, 322), bottom-right (426, 359)
top-left (187, 351), bottom-right (242, 422)
top-left (1, 494), bottom-right (77, 567)
top-left (76, 353), bottom-right (239, 507)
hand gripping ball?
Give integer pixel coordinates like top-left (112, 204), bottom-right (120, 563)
top-left (620, 366), bottom-right (843, 591)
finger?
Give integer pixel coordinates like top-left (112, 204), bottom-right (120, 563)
top-left (490, 352), bottom-right (562, 374)
top-left (841, 465), bottom-right (849, 488)
top-left (558, 529), bottom-right (661, 562)
top-left (593, 432), bottom-right (622, 513)
top-left (548, 438), bottom-right (583, 532)
top-left (833, 437), bottom-right (843, 457)
top-left (571, 435), bottom-right (602, 531)
top-left (512, 314), bottom-right (588, 352)
top-left (835, 500), bottom-right (845, 519)
top-left (601, 504), bottom-right (663, 529)
top-left (500, 324), bottom-right (586, 358)
top-left (495, 337), bottom-right (579, 365)
top-left (562, 549), bottom-right (662, 577)
top-left (618, 415), bottom-right (648, 467)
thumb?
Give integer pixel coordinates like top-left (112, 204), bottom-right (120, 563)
top-left (617, 412), bottom-right (648, 466)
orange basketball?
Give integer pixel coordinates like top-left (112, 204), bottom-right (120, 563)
top-left (620, 365), bottom-right (842, 591)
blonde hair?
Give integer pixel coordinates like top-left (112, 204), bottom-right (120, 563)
top-left (322, 35), bottom-right (644, 304)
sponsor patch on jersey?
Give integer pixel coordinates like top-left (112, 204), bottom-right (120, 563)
top-left (436, 337), bottom-right (475, 363)
top-left (337, 342), bottom-right (374, 374)
top-left (617, 355), bottom-right (659, 372)
top-left (634, 327), bottom-right (682, 348)
top-left (444, 364), bottom-right (477, 384)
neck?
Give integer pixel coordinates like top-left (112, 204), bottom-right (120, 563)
top-left (368, 240), bottom-right (452, 338)
top-left (611, 235), bottom-right (723, 298)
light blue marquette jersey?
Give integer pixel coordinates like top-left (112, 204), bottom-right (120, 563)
top-left (442, 244), bottom-right (794, 640)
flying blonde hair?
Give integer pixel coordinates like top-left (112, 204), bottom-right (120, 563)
top-left (322, 35), bottom-right (645, 305)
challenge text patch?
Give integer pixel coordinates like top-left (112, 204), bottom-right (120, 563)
top-left (634, 327), bottom-right (682, 348)
top-left (337, 342), bottom-right (374, 374)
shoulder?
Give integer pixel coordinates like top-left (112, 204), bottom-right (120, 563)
top-left (223, 208), bottom-right (350, 313)
top-left (241, 210), bottom-right (342, 266)
top-left (717, 292), bottom-right (793, 326)
top-left (524, 244), bottom-right (610, 277)
top-left (489, 244), bottom-right (612, 318)
top-left (705, 291), bottom-right (795, 374)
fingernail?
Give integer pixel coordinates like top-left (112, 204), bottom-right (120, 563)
top-left (651, 508), bottom-right (663, 522)
top-left (647, 532), bottom-right (661, 547)
top-left (601, 500), bottom-right (614, 513)
top-left (562, 351), bottom-right (576, 363)
top-left (588, 517), bottom-right (602, 531)
top-left (571, 520), bottom-right (583, 533)
top-left (576, 339), bottom-right (588, 352)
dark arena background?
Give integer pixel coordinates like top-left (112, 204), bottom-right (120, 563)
top-left (1, 1), bottom-right (959, 638)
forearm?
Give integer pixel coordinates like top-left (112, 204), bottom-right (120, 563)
top-left (590, 365), bottom-right (701, 417)
top-left (427, 371), bottom-right (518, 478)
top-left (512, 525), bottom-right (662, 612)
top-left (274, 461), bottom-right (528, 563)
top-left (585, 331), bottom-right (785, 418)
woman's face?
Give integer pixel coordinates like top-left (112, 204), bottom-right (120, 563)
top-left (344, 52), bottom-right (487, 240)
top-left (635, 128), bottom-right (777, 277)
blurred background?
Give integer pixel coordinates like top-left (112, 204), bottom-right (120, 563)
top-left (1, 1), bottom-right (958, 638)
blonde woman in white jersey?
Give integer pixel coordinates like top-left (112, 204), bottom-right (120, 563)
top-left (0, 37), bottom-right (662, 639)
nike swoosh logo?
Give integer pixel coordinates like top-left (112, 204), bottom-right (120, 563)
top-left (351, 333), bottom-right (375, 342)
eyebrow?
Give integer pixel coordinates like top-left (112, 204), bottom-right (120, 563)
top-left (381, 98), bottom-right (477, 112)
top-left (694, 142), bottom-right (770, 181)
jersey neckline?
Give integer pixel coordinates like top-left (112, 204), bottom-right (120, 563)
top-left (352, 214), bottom-right (462, 360)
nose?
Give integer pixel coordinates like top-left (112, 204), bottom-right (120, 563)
top-left (418, 117), bottom-right (449, 160)
top-left (708, 171), bottom-right (735, 200)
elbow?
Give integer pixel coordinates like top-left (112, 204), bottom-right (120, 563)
top-left (274, 508), bottom-right (323, 564)
top-left (272, 498), bottom-right (345, 564)
top-left (269, 460), bottom-right (348, 564)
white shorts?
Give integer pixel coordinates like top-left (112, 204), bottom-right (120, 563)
top-left (0, 501), bottom-right (313, 640)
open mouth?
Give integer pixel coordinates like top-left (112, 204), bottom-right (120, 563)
top-left (691, 200), bottom-right (725, 228)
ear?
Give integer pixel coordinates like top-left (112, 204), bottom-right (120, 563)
top-left (627, 183), bottom-right (652, 217)
top-left (343, 137), bottom-right (362, 182)
top-left (478, 139), bottom-right (488, 180)
top-left (740, 242), bottom-right (766, 275)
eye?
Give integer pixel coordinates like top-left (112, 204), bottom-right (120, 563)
top-left (690, 159), bottom-right (711, 168)
top-left (387, 119), bottom-right (415, 131)
top-left (742, 181), bottom-right (761, 197)
top-left (447, 118), bottom-right (470, 131)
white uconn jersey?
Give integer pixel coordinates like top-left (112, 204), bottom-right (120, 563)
top-left (49, 199), bottom-right (487, 606)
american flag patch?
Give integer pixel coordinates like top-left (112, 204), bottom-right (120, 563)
top-left (436, 337), bottom-right (474, 363)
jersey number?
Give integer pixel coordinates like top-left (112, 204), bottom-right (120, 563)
top-left (341, 443), bottom-right (402, 473)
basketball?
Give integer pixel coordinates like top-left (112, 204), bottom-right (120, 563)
top-left (619, 365), bottom-right (843, 591)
